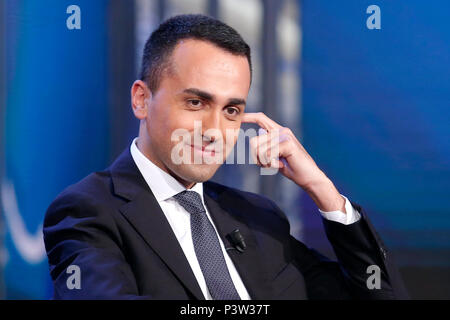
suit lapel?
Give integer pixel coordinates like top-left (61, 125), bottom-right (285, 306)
top-left (109, 148), bottom-right (273, 300)
top-left (204, 184), bottom-right (274, 299)
top-left (110, 148), bottom-right (204, 300)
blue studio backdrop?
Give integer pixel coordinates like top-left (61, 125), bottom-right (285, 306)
top-left (2, 1), bottom-right (109, 299)
top-left (1, 0), bottom-right (449, 299)
top-left (301, 0), bottom-right (450, 270)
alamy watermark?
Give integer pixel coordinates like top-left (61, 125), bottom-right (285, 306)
top-left (366, 5), bottom-right (381, 30)
top-left (366, 264), bottom-right (381, 290)
top-left (170, 121), bottom-right (283, 176)
top-left (66, 5), bottom-right (81, 30)
top-left (66, 264), bottom-right (81, 290)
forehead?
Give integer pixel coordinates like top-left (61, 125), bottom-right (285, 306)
top-left (168, 39), bottom-right (251, 93)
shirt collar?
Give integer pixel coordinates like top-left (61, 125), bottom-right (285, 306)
top-left (130, 137), bottom-right (204, 203)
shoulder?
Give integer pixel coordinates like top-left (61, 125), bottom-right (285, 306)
top-left (44, 169), bottom-right (115, 226)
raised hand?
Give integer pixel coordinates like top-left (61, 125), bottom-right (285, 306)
top-left (242, 112), bottom-right (346, 213)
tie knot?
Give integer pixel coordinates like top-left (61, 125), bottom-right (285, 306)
top-left (173, 190), bottom-right (205, 214)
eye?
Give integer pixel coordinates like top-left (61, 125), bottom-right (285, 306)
top-left (187, 99), bottom-right (202, 108)
top-left (224, 106), bottom-right (240, 117)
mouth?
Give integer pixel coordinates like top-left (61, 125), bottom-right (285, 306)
top-left (189, 144), bottom-right (219, 157)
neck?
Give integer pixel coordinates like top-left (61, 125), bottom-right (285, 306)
top-left (136, 134), bottom-right (196, 190)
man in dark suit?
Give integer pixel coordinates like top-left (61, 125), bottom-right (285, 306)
top-left (44, 14), bottom-right (408, 299)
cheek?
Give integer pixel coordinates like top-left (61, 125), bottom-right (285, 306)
top-left (169, 111), bottom-right (198, 134)
top-left (147, 102), bottom-right (167, 129)
top-left (148, 101), bottom-right (190, 135)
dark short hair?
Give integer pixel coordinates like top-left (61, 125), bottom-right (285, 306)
top-left (139, 14), bottom-right (252, 93)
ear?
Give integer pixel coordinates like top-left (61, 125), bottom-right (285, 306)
top-left (131, 80), bottom-right (151, 120)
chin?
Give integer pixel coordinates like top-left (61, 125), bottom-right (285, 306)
top-left (171, 163), bottom-right (219, 184)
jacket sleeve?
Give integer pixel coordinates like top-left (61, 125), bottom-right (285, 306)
top-left (320, 201), bottom-right (409, 299)
top-left (43, 190), bottom-right (150, 299)
top-left (270, 200), bottom-right (409, 299)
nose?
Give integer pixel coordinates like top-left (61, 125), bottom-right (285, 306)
top-left (201, 108), bottom-right (222, 141)
top-left (203, 108), bottom-right (221, 129)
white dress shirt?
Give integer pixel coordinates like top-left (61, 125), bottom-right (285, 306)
top-left (129, 137), bottom-right (360, 300)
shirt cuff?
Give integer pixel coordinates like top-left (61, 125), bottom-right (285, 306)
top-left (318, 195), bottom-right (361, 225)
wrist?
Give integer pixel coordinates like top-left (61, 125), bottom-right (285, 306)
top-left (303, 174), bottom-right (346, 213)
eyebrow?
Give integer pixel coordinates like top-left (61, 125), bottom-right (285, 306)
top-left (183, 88), bottom-right (246, 106)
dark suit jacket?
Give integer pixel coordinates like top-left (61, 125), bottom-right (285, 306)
top-left (43, 148), bottom-right (408, 299)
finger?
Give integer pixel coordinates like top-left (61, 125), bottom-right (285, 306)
top-left (251, 135), bottom-right (269, 166)
top-left (273, 138), bottom-right (293, 160)
top-left (249, 136), bottom-right (262, 166)
top-left (250, 128), bottom-right (278, 166)
top-left (250, 128), bottom-right (284, 167)
top-left (241, 112), bottom-right (282, 131)
top-left (250, 134), bottom-right (274, 167)
top-left (269, 158), bottom-right (284, 169)
top-left (257, 131), bottom-right (281, 166)
top-left (253, 128), bottom-right (285, 167)
top-left (263, 137), bottom-right (293, 166)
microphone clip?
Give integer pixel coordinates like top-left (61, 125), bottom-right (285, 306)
top-left (226, 229), bottom-right (246, 253)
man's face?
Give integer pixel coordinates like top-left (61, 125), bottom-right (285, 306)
top-left (140, 39), bottom-right (251, 186)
